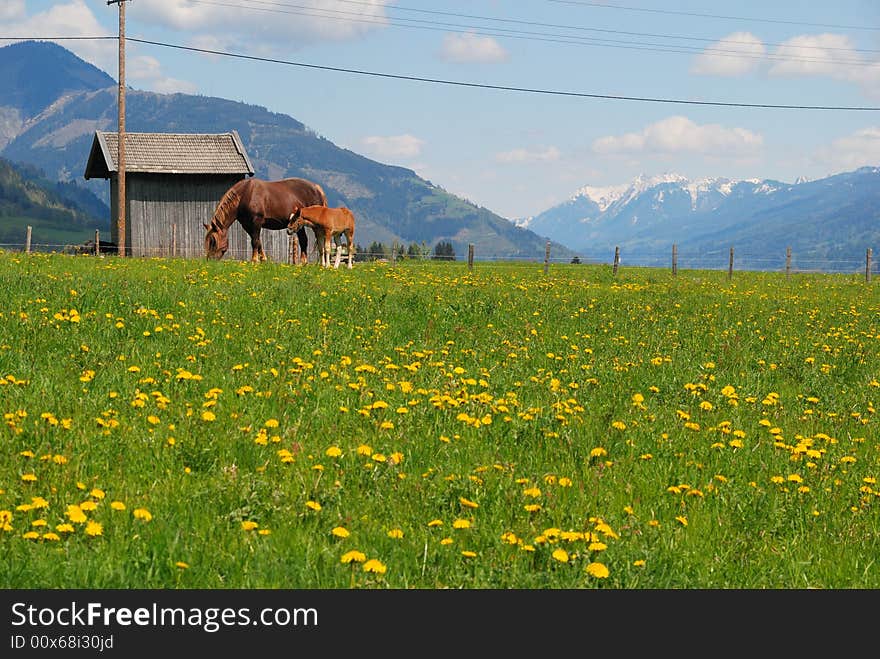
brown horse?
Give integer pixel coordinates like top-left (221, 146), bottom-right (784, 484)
top-left (287, 205), bottom-right (356, 269)
top-left (204, 177), bottom-right (327, 263)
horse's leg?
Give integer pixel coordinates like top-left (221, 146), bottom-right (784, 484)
top-left (248, 222), bottom-right (261, 263)
top-left (346, 229), bottom-right (354, 269)
top-left (333, 232), bottom-right (342, 269)
top-left (323, 232), bottom-right (332, 268)
top-left (297, 227), bottom-right (308, 265)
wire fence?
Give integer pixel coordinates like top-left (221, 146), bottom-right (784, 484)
top-left (3, 236), bottom-right (877, 280)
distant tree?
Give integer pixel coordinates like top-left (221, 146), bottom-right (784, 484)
top-left (432, 241), bottom-right (456, 261)
top-left (353, 243), bottom-right (369, 263)
top-left (367, 241), bottom-right (390, 261)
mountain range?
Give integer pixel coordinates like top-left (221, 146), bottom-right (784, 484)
top-left (3, 40), bottom-right (879, 271)
top-left (0, 40), bottom-right (570, 260)
top-left (518, 169), bottom-right (880, 271)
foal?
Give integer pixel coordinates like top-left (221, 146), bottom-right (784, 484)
top-left (287, 205), bottom-right (356, 269)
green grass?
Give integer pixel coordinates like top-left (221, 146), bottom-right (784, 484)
top-left (1, 251), bottom-right (878, 588)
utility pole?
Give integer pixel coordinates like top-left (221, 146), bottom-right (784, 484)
top-left (108, 0), bottom-right (127, 256)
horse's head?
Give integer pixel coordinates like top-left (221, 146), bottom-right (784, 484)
top-left (286, 208), bottom-right (304, 236)
top-left (203, 222), bottom-right (229, 260)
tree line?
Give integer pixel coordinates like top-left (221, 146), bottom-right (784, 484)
top-left (345, 240), bottom-right (456, 262)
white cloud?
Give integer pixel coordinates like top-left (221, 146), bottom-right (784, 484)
top-left (769, 33), bottom-right (856, 77)
top-left (1, 1), bottom-right (25, 21)
top-left (128, 55), bottom-right (198, 94)
top-left (592, 116), bottom-right (763, 157)
top-left (768, 33), bottom-right (880, 98)
top-left (440, 32), bottom-right (509, 63)
top-left (2, 1), bottom-right (116, 72)
top-left (360, 134), bottom-right (425, 158)
top-left (495, 146), bottom-right (560, 163)
top-left (3, 1), bottom-right (201, 95)
top-left (132, 0), bottom-right (389, 46)
top-left (690, 32), bottom-right (765, 76)
top-left (813, 126), bottom-right (880, 171)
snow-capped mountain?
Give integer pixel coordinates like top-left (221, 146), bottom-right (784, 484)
top-left (516, 167), bottom-right (880, 270)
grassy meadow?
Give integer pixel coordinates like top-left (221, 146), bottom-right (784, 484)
top-left (1, 250), bottom-right (878, 589)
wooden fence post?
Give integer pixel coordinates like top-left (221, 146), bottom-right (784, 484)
top-left (612, 246), bottom-right (620, 275)
top-left (25, 225), bottom-right (32, 253)
top-left (728, 247), bottom-right (734, 279)
top-left (785, 246), bottom-right (791, 278)
top-left (171, 223), bottom-right (177, 257)
top-left (867, 248), bottom-right (873, 283)
top-left (391, 241), bottom-right (398, 265)
top-left (95, 230), bottom-right (100, 256)
top-left (544, 241), bottom-right (550, 275)
top-left (672, 243), bottom-right (677, 276)
top-left (468, 243), bottom-right (474, 271)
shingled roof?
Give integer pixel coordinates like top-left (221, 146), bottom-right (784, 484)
top-left (84, 130), bottom-right (254, 180)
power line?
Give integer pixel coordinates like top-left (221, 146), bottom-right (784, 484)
top-left (123, 36), bottom-right (880, 111)
top-left (184, 0), bottom-right (880, 67)
top-left (6, 34), bottom-right (880, 110)
top-left (547, 0), bottom-right (880, 32)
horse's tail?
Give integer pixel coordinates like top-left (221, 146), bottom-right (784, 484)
top-left (209, 183), bottom-right (242, 231)
top-left (314, 182), bottom-right (328, 207)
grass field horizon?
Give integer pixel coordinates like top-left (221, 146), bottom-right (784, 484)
top-left (1, 251), bottom-right (878, 588)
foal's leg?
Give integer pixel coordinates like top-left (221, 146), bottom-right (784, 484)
top-left (333, 231), bottom-right (342, 269)
top-left (346, 229), bottom-right (354, 269)
top-left (323, 232), bottom-right (333, 268)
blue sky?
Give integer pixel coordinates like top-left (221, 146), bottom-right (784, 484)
top-left (5, 1), bottom-right (880, 219)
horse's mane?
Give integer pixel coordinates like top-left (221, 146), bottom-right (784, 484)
top-left (209, 184), bottom-right (242, 232)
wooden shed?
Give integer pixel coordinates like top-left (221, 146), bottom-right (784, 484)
top-left (84, 131), bottom-right (299, 261)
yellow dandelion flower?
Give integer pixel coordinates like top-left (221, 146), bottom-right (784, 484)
top-left (459, 497), bottom-right (479, 509)
top-left (387, 528), bottom-right (404, 539)
top-left (133, 508), bottom-right (153, 522)
top-left (85, 520), bottom-right (103, 537)
top-left (41, 532), bottom-right (60, 542)
top-left (176, 562), bottom-right (190, 569)
top-left (427, 519), bottom-right (444, 527)
top-left (241, 521), bottom-right (259, 531)
top-left (461, 550), bottom-right (477, 558)
top-left (21, 473), bottom-right (37, 482)
top-left (331, 526), bottom-right (350, 538)
top-left (55, 523), bottom-right (75, 533)
top-left (264, 418), bottom-right (279, 428)
top-left (524, 504), bottom-right (542, 512)
top-left (633, 559), bottom-right (646, 567)
top-left (586, 562), bottom-right (610, 578)
top-left (589, 447), bottom-right (607, 458)
top-left (452, 518), bottom-right (471, 529)
top-left (258, 529), bottom-right (271, 536)
top-left (23, 531), bottom-right (40, 540)
top-left (325, 446), bottom-right (342, 458)
top-left (440, 537), bottom-right (454, 545)
top-left (341, 550), bottom-right (366, 564)
top-left (362, 559), bottom-right (387, 574)
top-left (523, 487), bottom-right (542, 498)
top-left (552, 548), bottom-right (569, 563)
top-left (201, 411), bottom-right (216, 422)
top-left (80, 501), bottom-right (97, 512)
top-left (676, 516), bottom-right (688, 526)
top-left (305, 500), bottom-right (322, 511)
top-left (65, 505), bottom-right (87, 524)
